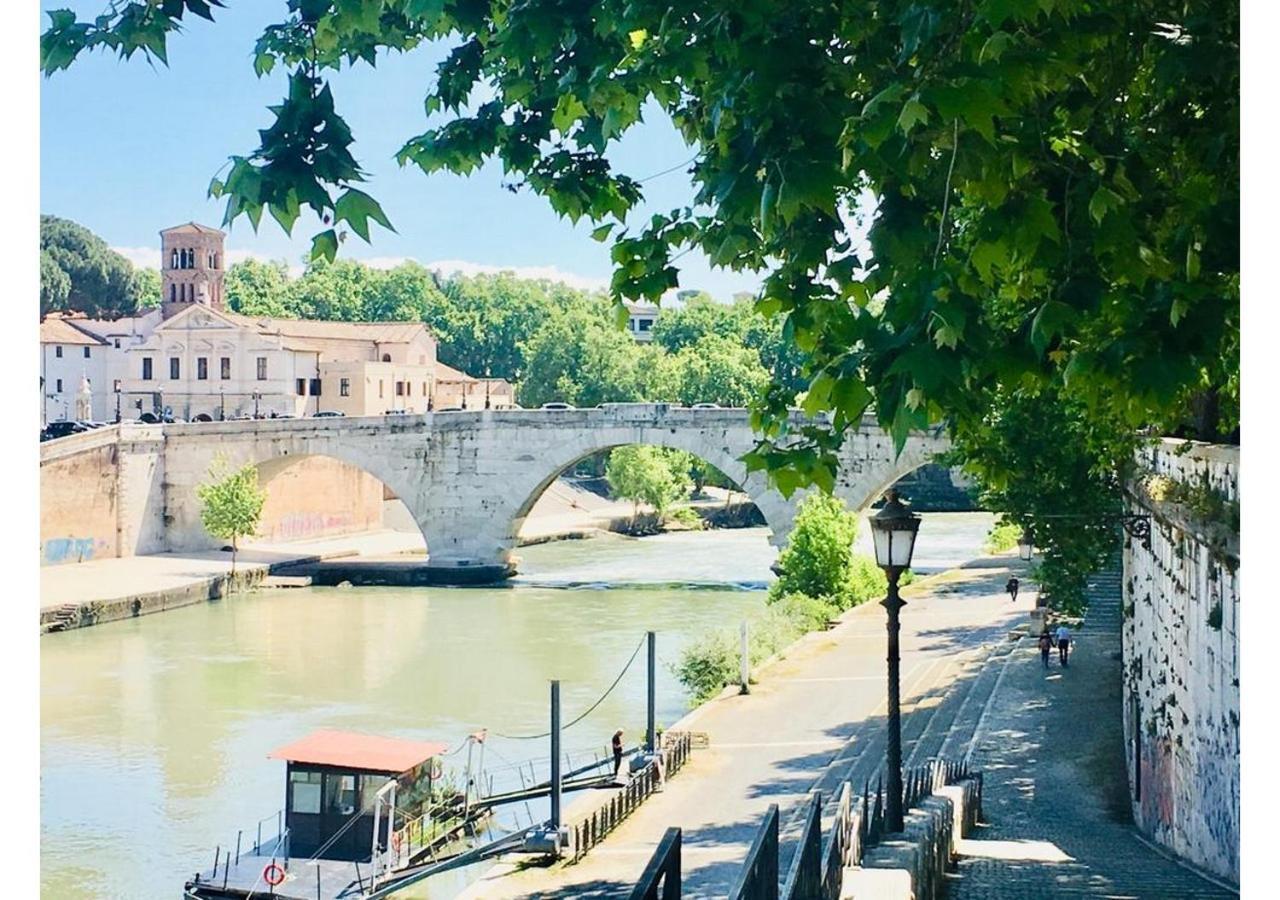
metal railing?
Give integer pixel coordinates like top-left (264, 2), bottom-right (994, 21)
top-left (571, 732), bottom-right (693, 862)
top-left (729, 804), bottom-right (779, 900)
top-left (628, 827), bottom-right (682, 900)
top-left (190, 810), bottom-right (288, 889)
top-left (630, 757), bottom-right (978, 899)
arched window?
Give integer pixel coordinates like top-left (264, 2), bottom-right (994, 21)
top-left (382, 353), bottom-right (391, 362)
top-left (171, 249), bottom-right (179, 269)
top-left (169, 284), bottom-right (176, 303)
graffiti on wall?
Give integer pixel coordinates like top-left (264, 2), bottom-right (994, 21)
top-left (1137, 734), bottom-right (1175, 831)
top-left (43, 536), bottom-right (109, 565)
top-left (265, 512), bottom-right (360, 542)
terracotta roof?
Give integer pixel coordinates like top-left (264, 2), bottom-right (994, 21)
top-left (228, 313), bottom-right (430, 344)
top-left (160, 221), bottom-right (225, 235)
top-left (40, 317), bottom-right (108, 346)
top-left (433, 362), bottom-right (479, 382)
top-left (267, 730), bottom-right (450, 774)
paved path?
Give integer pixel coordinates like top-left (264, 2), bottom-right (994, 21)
top-left (948, 570), bottom-right (1238, 899)
top-left (459, 557), bottom-right (1034, 899)
top-left (39, 529), bottom-right (424, 610)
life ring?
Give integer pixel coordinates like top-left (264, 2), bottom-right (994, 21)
top-left (263, 862), bottom-right (286, 887)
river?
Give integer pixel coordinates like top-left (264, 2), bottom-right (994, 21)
top-left (40, 513), bottom-right (993, 898)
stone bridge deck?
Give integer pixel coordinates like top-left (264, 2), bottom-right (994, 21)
top-left (41, 405), bottom-right (950, 583)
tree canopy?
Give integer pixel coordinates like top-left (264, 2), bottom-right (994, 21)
top-left (42, 2), bottom-right (1238, 458)
top-left (40, 215), bottom-right (151, 318)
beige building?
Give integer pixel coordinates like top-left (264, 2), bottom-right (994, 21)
top-left (625, 301), bottom-right (660, 341)
top-left (109, 222), bottom-right (514, 420)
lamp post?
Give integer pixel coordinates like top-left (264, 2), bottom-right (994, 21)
top-left (219, 386), bottom-right (226, 421)
top-left (252, 390), bottom-right (261, 419)
top-left (114, 381), bottom-right (122, 424)
top-left (869, 489), bottom-right (921, 834)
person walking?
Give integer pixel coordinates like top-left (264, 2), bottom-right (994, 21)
top-left (612, 729), bottom-right (625, 781)
top-left (1055, 623), bottom-right (1072, 667)
top-left (1038, 627), bottom-right (1052, 669)
top-left (1006, 575), bottom-right (1020, 603)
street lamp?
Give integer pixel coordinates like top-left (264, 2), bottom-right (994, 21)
top-left (252, 390), bottom-right (261, 419)
top-left (114, 380), bottom-right (122, 424)
top-left (219, 386), bottom-right (226, 421)
top-left (869, 489), bottom-right (921, 834)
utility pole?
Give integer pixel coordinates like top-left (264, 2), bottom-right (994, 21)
top-left (647, 631), bottom-right (657, 753)
top-left (550, 680), bottom-right (562, 834)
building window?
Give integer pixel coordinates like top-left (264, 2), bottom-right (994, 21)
top-left (84, 346), bottom-right (91, 358)
top-left (422, 382), bottom-right (428, 396)
top-left (55, 346), bottom-right (62, 358)
top-left (310, 378), bottom-right (321, 396)
top-left (256, 357), bottom-right (267, 380)
top-left (382, 353), bottom-right (391, 363)
top-left (169, 284), bottom-right (176, 303)
top-left (395, 381), bottom-right (405, 396)
top-left (197, 357), bottom-right (208, 380)
top-left (638, 318), bottom-right (653, 332)
top-left (113, 379), bottom-right (121, 392)
top-left (379, 381), bottom-right (384, 399)
top-left (171, 250), bottom-right (179, 269)
top-left (296, 378), bottom-right (306, 396)
top-left (55, 378), bottom-right (63, 393)
top-left (406, 382), bottom-right (412, 396)
top-left (220, 357), bottom-right (231, 380)
top-left (339, 378), bottom-right (350, 397)
top-left (169, 357), bottom-right (180, 380)
top-left (114, 339), bottom-right (121, 349)
top-left (142, 358), bottom-right (153, 381)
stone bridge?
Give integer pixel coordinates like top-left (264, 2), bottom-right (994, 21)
top-left (41, 404), bottom-right (950, 582)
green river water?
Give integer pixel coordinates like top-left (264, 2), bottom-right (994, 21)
top-left (40, 515), bottom-right (992, 899)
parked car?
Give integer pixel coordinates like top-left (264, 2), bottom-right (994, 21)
top-left (41, 421), bottom-right (91, 441)
top-left (228, 414), bottom-right (254, 421)
top-left (691, 402), bottom-right (721, 409)
top-left (540, 402), bottom-right (576, 410)
top-left (436, 406), bottom-right (464, 412)
top-left (313, 410), bottom-right (346, 418)
top-left (384, 409), bottom-right (409, 416)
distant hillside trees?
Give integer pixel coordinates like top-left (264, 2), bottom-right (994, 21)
top-left (40, 215), bottom-right (151, 318)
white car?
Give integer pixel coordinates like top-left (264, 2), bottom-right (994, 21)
top-left (540, 402), bottom-right (576, 410)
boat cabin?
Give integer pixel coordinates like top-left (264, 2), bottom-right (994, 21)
top-left (268, 729), bottom-right (449, 862)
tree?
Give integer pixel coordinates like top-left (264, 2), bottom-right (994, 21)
top-left (133, 267), bottom-right (162, 309)
top-left (769, 493), bottom-right (861, 607)
top-left (40, 215), bottom-right (143, 318)
top-left (605, 446), bottom-right (692, 522)
top-left (664, 335), bottom-right (768, 408)
top-left (42, 3), bottom-right (1238, 591)
top-left (224, 258), bottom-right (294, 317)
top-left (196, 457), bottom-right (267, 575)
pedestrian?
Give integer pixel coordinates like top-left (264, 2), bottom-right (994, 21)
top-left (612, 729), bottom-right (625, 780)
top-left (1038, 628), bottom-right (1052, 669)
top-left (1055, 622), bottom-right (1072, 666)
top-left (1006, 575), bottom-right (1020, 603)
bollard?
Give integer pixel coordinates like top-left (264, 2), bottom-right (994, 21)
top-left (739, 621), bottom-right (750, 694)
top-left (235, 830), bottom-right (242, 866)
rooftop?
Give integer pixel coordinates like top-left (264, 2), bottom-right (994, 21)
top-left (40, 315), bottom-right (109, 346)
top-left (160, 221), bottom-right (225, 236)
top-left (267, 729), bottom-right (451, 774)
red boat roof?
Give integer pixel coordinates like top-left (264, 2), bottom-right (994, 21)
top-left (267, 730), bottom-right (451, 774)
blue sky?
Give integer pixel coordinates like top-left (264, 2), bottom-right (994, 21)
top-left (39, 3), bottom-right (764, 297)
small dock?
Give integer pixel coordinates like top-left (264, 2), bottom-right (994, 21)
top-left (187, 854), bottom-right (366, 899)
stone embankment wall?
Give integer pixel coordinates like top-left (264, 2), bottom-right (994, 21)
top-left (40, 428), bottom-right (384, 565)
top-left (1122, 439), bottom-right (1239, 883)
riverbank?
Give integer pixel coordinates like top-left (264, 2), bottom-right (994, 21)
top-left (458, 551), bottom-right (1036, 898)
top-left (38, 529), bottom-right (424, 632)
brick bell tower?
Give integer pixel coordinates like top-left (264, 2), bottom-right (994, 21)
top-left (160, 222), bottom-right (227, 319)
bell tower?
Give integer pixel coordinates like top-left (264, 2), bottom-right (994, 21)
top-left (160, 222), bottom-right (227, 319)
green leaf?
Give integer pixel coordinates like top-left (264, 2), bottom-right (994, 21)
top-left (897, 96), bottom-right (930, 134)
top-left (334, 187), bottom-right (394, 242)
top-left (591, 223), bottom-right (616, 242)
top-left (979, 31), bottom-right (1015, 63)
top-left (1186, 244), bottom-right (1201, 281)
top-left (310, 229), bottom-right (339, 263)
top-left (802, 371), bottom-right (834, 416)
top-left (759, 180), bottom-right (778, 238)
top-left (1088, 186), bottom-right (1123, 225)
top-left (1030, 300), bottom-right (1074, 356)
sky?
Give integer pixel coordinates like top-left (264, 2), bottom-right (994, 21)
top-left (39, 2), bottom-right (765, 297)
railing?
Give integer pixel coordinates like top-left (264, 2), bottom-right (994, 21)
top-left (628, 827), bottom-right (682, 900)
top-left (631, 757), bottom-right (978, 899)
top-left (190, 810), bottom-right (287, 889)
top-left (571, 732), bottom-right (694, 862)
top-left (729, 804), bottom-right (779, 900)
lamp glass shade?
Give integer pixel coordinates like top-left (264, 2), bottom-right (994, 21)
top-left (870, 492), bottom-right (921, 569)
top-left (1018, 532), bottom-right (1034, 561)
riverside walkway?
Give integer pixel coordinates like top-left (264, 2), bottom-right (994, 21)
top-left (460, 556), bottom-right (1034, 898)
top-left (947, 570), bottom-right (1238, 899)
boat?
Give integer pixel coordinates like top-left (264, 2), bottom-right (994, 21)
top-left (184, 729), bottom-right (492, 899)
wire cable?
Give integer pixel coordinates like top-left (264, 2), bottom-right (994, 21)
top-left (490, 636), bottom-right (647, 740)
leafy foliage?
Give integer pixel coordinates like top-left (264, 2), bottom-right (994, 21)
top-left (605, 445), bottom-right (692, 521)
top-left (40, 216), bottom-right (151, 318)
top-left (984, 518), bottom-right (1022, 555)
top-left (769, 494), bottom-right (861, 607)
top-left (196, 456), bottom-right (267, 574)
